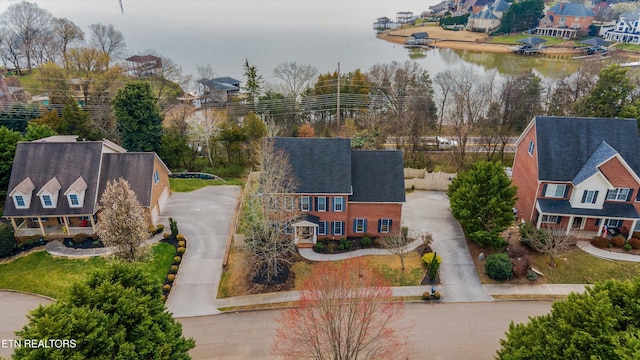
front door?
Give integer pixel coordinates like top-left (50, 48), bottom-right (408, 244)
top-left (572, 217), bottom-right (584, 229)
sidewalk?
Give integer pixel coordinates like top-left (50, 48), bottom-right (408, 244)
top-left (576, 240), bottom-right (640, 262)
top-left (45, 232), bottom-right (165, 258)
top-left (298, 237), bottom-right (424, 261)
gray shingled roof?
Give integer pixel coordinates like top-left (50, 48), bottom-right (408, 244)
top-left (535, 117), bottom-right (640, 182)
top-left (270, 138), bottom-right (352, 194)
top-left (538, 198), bottom-right (640, 218)
top-left (3, 142), bottom-right (103, 216)
top-left (572, 141), bottom-right (618, 185)
top-left (349, 151), bottom-right (406, 203)
top-left (97, 153), bottom-right (156, 207)
top-left (548, 2), bottom-right (594, 17)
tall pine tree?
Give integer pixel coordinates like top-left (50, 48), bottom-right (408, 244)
top-left (113, 81), bottom-right (163, 152)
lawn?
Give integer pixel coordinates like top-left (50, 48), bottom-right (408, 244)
top-left (489, 34), bottom-right (567, 46)
top-left (613, 43), bottom-right (640, 52)
top-left (0, 242), bottom-right (176, 299)
top-left (169, 178), bottom-right (243, 192)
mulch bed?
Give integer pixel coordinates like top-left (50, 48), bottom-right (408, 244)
top-left (62, 237), bottom-right (104, 249)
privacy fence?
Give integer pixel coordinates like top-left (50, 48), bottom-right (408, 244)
top-left (404, 168), bottom-right (456, 191)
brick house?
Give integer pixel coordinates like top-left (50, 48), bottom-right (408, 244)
top-left (3, 136), bottom-right (171, 237)
top-left (536, 2), bottom-right (594, 38)
top-left (269, 137), bottom-right (405, 247)
top-left (511, 116), bottom-right (640, 239)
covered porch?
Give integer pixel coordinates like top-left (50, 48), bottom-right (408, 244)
top-left (292, 215), bottom-right (319, 248)
top-left (536, 199), bottom-right (640, 240)
top-left (9, 215), bottom-right (98, 237)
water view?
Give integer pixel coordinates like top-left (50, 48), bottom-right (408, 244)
top-left (0, 0), bottom-right (625, 88)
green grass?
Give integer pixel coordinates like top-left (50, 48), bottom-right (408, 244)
top-left (0, 242), bottom-right (176, 299)
top-left (612, 43), bottom-right (640, 52)
top-left (532, 248), bottom-right (640, 284)
top-left (169, 178), bottom-right (243, 192)
top-left (489, 34), bottom-right (567, 46)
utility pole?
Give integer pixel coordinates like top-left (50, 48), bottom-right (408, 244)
top-left (337, 62), bottom-right (341, 131)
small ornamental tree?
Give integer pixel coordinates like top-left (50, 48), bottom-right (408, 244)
top-left (448, 161), bottom-right (517, 248)
top-left (497, 278), bottom-right (640, 359)
top-left (528, 225), bottom-right (576, 267)
top-left (97, 178), bottom-right (149, 262)
top-left (273, 258), bottom-right (413, 360)
top-left (379, 231), bottom-right (413, 270)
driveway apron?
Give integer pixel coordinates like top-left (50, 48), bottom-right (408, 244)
top-left (402, 191), bottom-right (493, 302)
top-left (162, 185), bottom-right (241, 317)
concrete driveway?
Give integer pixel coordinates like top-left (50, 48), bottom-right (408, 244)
top-left (402, 191), bottom-right (493, 302)
top-left (0, 291), bottom-right (53, 359)
top-left (162, 185), bottom-right (241, 318)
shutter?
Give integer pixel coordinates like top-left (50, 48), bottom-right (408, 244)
top-left (542, 184), bottom-right (547, 197)
top-left (581, 190), bottom-right (587, 203)
top-left (595, 218), bottom-right (601, 226)
top-left (378, 219), bottom-right (382, 233)
top-left (315, 197), bottom-right (318, 211)
top-left (556, 216), bottom-right (562, 224)
top-left (330, 221), bottom-right (335, 235)
top-left (592, 190), bottom-right (599, 204)
top-left (330, 197), bottom-right (334, 212)
top-left (363, 219), bottom-right (367, 233)
top-left (353, 219), bottom-right (357, 233)
top-left (563, 186), bottom-right (570, 198)
top-left (341, 221), bottom-right (345, 235)
top-left (627, 189), bottom-right (634, 202)
top-left (388, 219), bottom-right (393, 232)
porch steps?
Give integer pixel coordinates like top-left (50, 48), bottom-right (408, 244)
top-left (297, 243), bottom-right (314, 249)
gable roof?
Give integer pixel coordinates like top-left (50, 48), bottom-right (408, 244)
top-left (572, 141), bottom-right (618, 185)
top-left (3, 142), bottom-right (104, 216)
top-left (534, 116), bottom-right (640, 182)
top-left (349, 151), bottom-right (406, 203)
top-left (97, 153), bottom-right (157, 207)
top-left (492, 0), bottom-right (510, 12)
top-left (270, 137), bottom-right (352, 194)
top-left (548, 2), bottom-right (594, 17)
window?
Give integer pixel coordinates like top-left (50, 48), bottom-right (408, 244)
top-left (354, 218), bottom-right (367, 233)
top-left (79, 216), bottom-right (90, 221)
top-left (333, 221), bottom-right (343, 235)
top-left (318, 221), bottom-right (327, 235)
top-left (42, 195), bottom-right (53, 207)
top-left (581, 190), bottom-right (599, 204)
top-left (333, 197), bottom-right (344, 212)
top-left (528, 141), bottom-right (535, 156)
top-left (541, 215), bottom-right (560, 223)
top-left (57, 217), bottom-right (68, 225)
top-left (268, 196), bottom-right (278, 211)
top-left (301, 196), bottom-right (311, 211)
top-left (283, 222), bottom-right (293, 235)
top-left (606, 188), bottom-right (631, 201)
top-left (284, 196), bottom-right (294, 211)
top-left (544, 184), bottom-right (567, 198)
top-left (153, 171), bottom-right (160, 184)
top-left (605, 219), bottom-right (623, 228)
top-left (379, 219), bottom-right (391, 233)
top-left (317, 197), bottom-right (327, 212)
top-left (69, 194), bottom-right (80, 206)
top-left (14, 195), bottom-right (25, 208)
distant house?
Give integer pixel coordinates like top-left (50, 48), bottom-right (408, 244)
top-left (125, 55), bottom-right (163, 77)
top-left (536, 2), bottom-right (594, 38)
top-left (3, 137), bottom-right (171, 237)
top-left (603, 9), bottom-right (640, 44)
top-left (405, 32), bottom-right (430, 45)
top-left (466, 0), bottom-right (510, 32)
top-left (396, 11), bottom-right (414, 23)
top-left (196, 77), bottom-right (241, 107)
top-left (511, 116), bottom-right (640, 240)
top-left (0, 75), bottom-right (26, 110)
top-left (267, 138), bottom-right (405, 247)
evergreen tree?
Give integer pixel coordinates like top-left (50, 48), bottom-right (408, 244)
top-left (113, 81), bottom-right (163, 152)
top-left (24, 122), bottom-right (57, 141)
top-left (575, 64), bottom-right (632, 118)
top-left (498, 0), bottom-right (544, 33)
top-left (243, 59), bottom-right (263, 106)
top-left (0, 126), bottom-right (22, 197)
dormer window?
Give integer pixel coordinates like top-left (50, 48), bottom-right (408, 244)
top-left (15, 195), bottom-right (26, 207)
top-left (37, 177), bottom-right (61, 209)
top-left (64, 176), bottom-right (87, 208)
top-left (10, 177), bottom-right (35, 209)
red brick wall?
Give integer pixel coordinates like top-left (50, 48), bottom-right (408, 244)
top-left (297, 194), bottom-right (349, 236)
top-left (347, 203), bottom-right (402, 238)
top-left (598, 156), bottom-right (640, 189)
top-left (511, 122), bottom-right (540, 222)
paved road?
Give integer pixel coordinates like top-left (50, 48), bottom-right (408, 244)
top-left (0, 291), bottom-right (53, 359)
top-left (402, 191), bottom-right (493, 302)
top-left (162, 186), bottom-right (241, 318)
top-left (180, 301), bottom-right (553, 360)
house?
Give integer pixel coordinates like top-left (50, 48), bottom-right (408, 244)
top-left (196, 77), bottom-right (241, 106)
top-left (268, 138), bottom-right (405, 247)
top-left (466, 0), bottom-right (510, 32)
top-left (603, 9), bottom-right (640, 44)
top-left (396, 11), bottom-right (414, 23)
top-left (511, 116), bottom-right (640, 240)
top-left (125, 54), bottom-right (163, 77)
top-left (405, 32), bottom-right (430, 45)
top-left (3, 136), bottom-right (171, 237)
top-left (536, 2), bottom-right (594, 38)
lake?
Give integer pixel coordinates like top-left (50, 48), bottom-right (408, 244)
top-left (0, 0), bottom-right (620, 89)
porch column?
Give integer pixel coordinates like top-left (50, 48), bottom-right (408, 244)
top-left (313, 231), bottom-right (317, 245)
top-left (293, 226), bottom-right (299, 244)
top-left (628, 219), bottom-right (638, 240)
top-left (90, 215), bottom-right (97, 234)
top-left (63, 216), bottom-right (70, 235)
top-left (536, 213), bottom-right (542, 230)
top-left (10, 218), bottom-right (18, 236)
top-left (37, 217), bottom-right (45, 237)
top-left (566, 215), bottom-right (574, 235)
top-left (596, 218), bottom-right (605, 236)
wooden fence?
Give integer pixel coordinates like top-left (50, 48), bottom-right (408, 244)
top-left (404, 168), bottom-right (456, 191)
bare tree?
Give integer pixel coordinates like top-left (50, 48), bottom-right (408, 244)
top-left (273, 62), bottom-right (318, 101)
top-left (52, 17), bottom-right (84, 69)
top-left (190, 108), bottom-right (226, 166)
top-left (546, 65), bottom-right (601, 116)
top-left (196, 63), bottom-right (216, 80)
top-left (0, 1), bottom-right (53, 72)
top-left (88, 23), bottom-right (126, 65)
top-left (97, 178), bottom-right (149, 262)
top-left (528, 225), bottom-right (576, 267)
top-left (379, 231), bottom-right (413, 271)
top-left (273, 258), bottom-right (413, 360)
top-left (242, 139), bottom-right (301, 285)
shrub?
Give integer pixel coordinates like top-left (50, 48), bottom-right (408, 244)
top-left (327, 242), bottom-right (338, 254)
top-left (177, 240), bottom-right (186, 247)
top-left (422, 252), bottom-right (442, 266)
top-left (374, 238), bottom-right (384, 247)
top-left (176, 247), bottom-right (186, 255)
top-left (623, 243), bottom-right (632, 251)
top-left (72, 233), bottom-right (85, 244)
top-left (170, 265), bottom-right (179, 273)
top-left (470, 230), bottom-right (507, 248)
top-left (361, 236), bottom-right (372, 247)
top-left (511, 256), bottom-right (531, 278)
top-left (148, 225), bottom-right (156, 234)
top-left (169, 217), bottom-right (179, 237)
top-left (611, 235), bottom-right (626, 247)
top-left (485, 253), bottom-right (513, 282)
top-left (313, 242), bottom-right (325, 253)
top-left (591, 236), bottom-right (610, 248)
top-left (432, 291), bottom-right (441, 300)
top-left (25, 238), bottom-right (35, 247)
top-left (176, 233), bottom-right (186, 242)
top-left (629, 238), bottom-right (640, 250)
top-left (0, 223), bottom-right (16, 257)
top-left (507, 244), bottom-right (529, 259)
top-left (163, 284), bottom-right (171, 292)
top-left (16, 242), bottom-right (25, 249)
top-left (526, 269), bottom-right (538, 281)
top-left (422, 291), bottom-right (431, 300)
top-left (156, 224), bottom-right (164, 232)
top-left (167, 274), bottom-right (175, 282)
top-left (91, 241), bottom-right (101, 247)
top-left (633, 231), bottom-right (640, 239)
top-left (401, 226), bottom-right (409, 240)
top-left (160, 294), bottom-right (166, 302)
top-left (173, 256), bottom-right (182, 265)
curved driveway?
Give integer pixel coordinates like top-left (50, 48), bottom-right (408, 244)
top-left (0, 291), bottom-right (53, 359)
top-left (402, 191), bottom-right (493, 302)
top-left (162, 185), bottom-right (241, 318)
